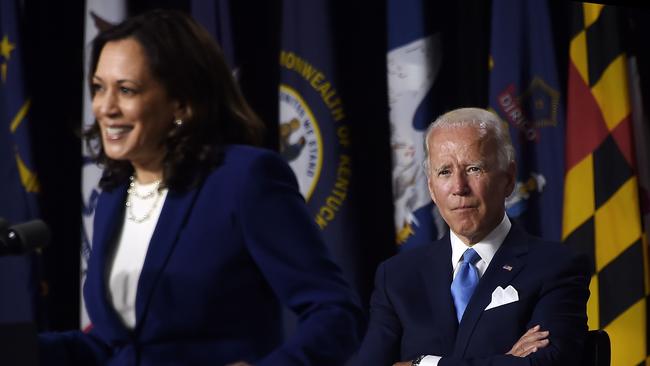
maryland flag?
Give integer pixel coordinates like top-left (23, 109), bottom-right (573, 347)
top-left (563, 4), bottom-right (647, 365)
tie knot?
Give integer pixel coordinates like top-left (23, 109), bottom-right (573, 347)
top-left (462, 248), bottom-right (480, 265)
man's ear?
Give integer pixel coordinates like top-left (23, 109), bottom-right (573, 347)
top-left (504, 161), bottom-right (516, 196)
top-left (427, 176), bottom-right (438, 205)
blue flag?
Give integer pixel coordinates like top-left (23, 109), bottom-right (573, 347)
top-left (488, 0), bottom-right (565, 240)
top-left (0, 0), bottom-right (40, 322)
top-left (191, 0), bottom-right (236, 72)
top-left (279, 0), bottom-right (361, 291)
top-left (387, 0), bottom-right (443, 250)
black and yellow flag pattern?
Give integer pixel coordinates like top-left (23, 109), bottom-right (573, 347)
top-left (563, 4), bottom-right (648, 365)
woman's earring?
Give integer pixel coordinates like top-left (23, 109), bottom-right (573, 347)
top-left (174, 118), bottom-right (183, 126)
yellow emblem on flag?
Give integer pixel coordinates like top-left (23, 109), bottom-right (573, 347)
top-left (1, 34), bottom-right (16, 82)
top-left (15, 152), bottom-right (40, 193)
top-left (9, 99), bottom-right (41, 193)
top-left (11, 99), bottom-right (30, 132)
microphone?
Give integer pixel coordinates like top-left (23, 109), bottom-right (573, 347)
top-left (0, 218), bottom-right (50, 256)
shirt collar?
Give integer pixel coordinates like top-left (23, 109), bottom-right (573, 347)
top-left (450, 214), bottom-right (512, 271)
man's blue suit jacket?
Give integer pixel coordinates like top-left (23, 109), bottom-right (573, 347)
top-left (39, 145), bottom-right (363, 366)
top-left (356, 223), bottom-right (590, 365)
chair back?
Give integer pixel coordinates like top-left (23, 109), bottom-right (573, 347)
top-left (582, 330), bottom-right (610, 366)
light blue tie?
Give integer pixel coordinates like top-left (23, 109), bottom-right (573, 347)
top-left (451, 248), bottom-right (481, 322)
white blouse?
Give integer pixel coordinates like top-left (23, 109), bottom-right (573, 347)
top-left (107, 181), bottom-right (168, 329)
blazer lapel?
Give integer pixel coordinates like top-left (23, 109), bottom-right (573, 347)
top-left (419, 237), bottom-right (458, 351)
top-left (134, 187), bottom-right (199, 331)
top-left (452, 224), bottom-right (529, 357)
top-left (84, 184), bottom-right (131, 341)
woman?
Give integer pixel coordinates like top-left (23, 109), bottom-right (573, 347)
top-left (39, 9), bottom-right (363, 366)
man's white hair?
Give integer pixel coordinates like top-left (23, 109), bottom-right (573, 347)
top-left (423, 107), bottom-right (515, 175)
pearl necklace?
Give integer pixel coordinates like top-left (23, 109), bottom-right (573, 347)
top-left (125, 176), bottom-right (162, 223)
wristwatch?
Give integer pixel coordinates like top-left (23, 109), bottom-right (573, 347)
top-left (412, 355), bottom-right (426, 366)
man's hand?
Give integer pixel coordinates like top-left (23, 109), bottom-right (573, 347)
top-left (506, 325), bottom-right (550, 357)
top-left (392, 325), bottom-right (549, 364)
top-left (225, 362), bottom-right (252, 366)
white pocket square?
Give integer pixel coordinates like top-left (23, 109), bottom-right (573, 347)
top-left (485, 285), bottom-right (519, 311)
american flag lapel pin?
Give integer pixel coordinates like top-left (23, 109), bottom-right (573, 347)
top-left (502, 265), bottom-right (513, 271)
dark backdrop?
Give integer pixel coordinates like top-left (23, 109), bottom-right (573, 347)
top-left (17, 0), bottom-right (650, 331)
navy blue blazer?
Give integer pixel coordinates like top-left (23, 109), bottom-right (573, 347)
top-left (40, 145), bottom-right (363, 366)
top-left (356, 223), bottom-right (590, 366)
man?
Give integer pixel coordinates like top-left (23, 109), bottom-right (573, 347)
top-left (356, 108), bottom-right (589, 365)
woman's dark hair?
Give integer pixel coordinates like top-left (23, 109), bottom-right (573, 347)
top-left (86, 9), bottom-right (264, 191)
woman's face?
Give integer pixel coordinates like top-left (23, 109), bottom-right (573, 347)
top-left (92, 38), bottom-right (181, 170)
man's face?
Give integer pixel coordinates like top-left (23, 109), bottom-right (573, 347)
top-left (427, 125), bottom-right (515, 244)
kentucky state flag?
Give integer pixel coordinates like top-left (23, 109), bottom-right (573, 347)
top-left (387, 0), bottom-right (443, 250)
top-left (0, 0), bottom-right (40, 322)
top-left (488, 0), bottom-right (565, 241)
top-left (279, 0), bottom-right (361, 291)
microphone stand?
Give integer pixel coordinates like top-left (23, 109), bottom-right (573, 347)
top-left (0, 218), bottom-right (50, 366)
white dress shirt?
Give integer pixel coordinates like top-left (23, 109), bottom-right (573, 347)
top-left (419, 214), bottom-right (512, 366)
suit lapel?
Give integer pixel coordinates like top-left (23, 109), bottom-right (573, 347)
top-left (84, 184), bottom-right (131, 340)
top-left (419, 237), bottom-right (458, 350)
top-left (452, 224), bottom-right (529, 357)
top-left (134, 187), bottom-right (199, 332)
